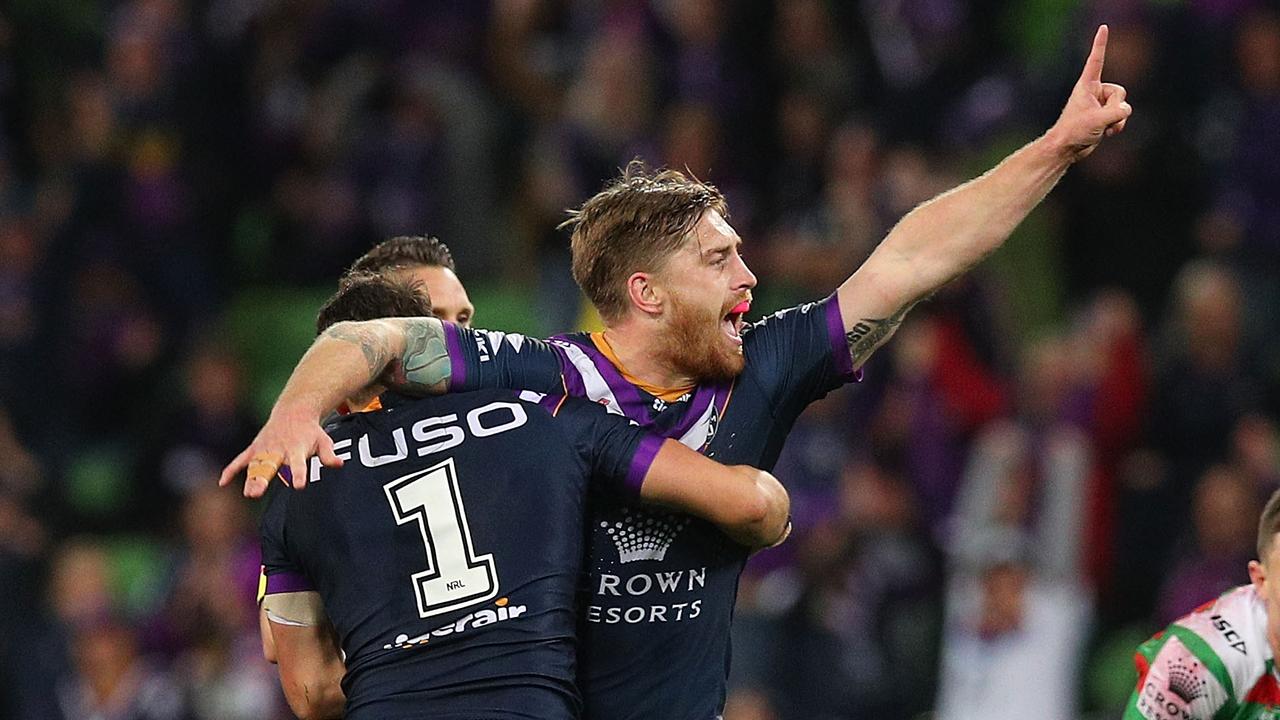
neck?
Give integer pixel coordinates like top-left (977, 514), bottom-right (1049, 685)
top-left (602, 320), bottom-right (695, 390)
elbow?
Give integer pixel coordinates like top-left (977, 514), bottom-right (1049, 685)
top-left (280, 673), bottom-right (344, 720)
top-left (280, 681), bottom-right (311, 720)
top-left (755, 472), bottom-right (791, 546)
top-left (739, 491), bottom-right (770, 529)
top-left (282, 686), bottom-right (341, 720)
top-left (726, 469), bottom-right (790, 548)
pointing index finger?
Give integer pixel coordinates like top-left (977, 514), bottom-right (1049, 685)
top-left (1080, 24), bottom-right (1108, 85)
top-left (219, 446), bottom-right (253, 487)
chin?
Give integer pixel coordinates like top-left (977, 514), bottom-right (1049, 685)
top-left (693, 342), bottom-right (746, 381)
top-left (663, 298), bottom-right (747, 381)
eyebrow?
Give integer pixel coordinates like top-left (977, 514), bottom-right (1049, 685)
top-left (704, 239), bottom-right (742, 259)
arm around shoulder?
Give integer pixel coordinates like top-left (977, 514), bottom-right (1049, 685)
top-left (639, 440), bottom-right (790, 549)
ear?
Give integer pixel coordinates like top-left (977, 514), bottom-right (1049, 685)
top-left (625, 272), bottom-right (664, 316)
top-left (1250, 559), bottom-right (1266, 590)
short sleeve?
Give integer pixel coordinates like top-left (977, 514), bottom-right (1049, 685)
top-left (549, 396), bottom-right (658, 498)
top-left (258, 485), bottom-right (314, 596)
top-left (740, 294), bottom-right (860, 411)
top-left (443, 324), bottom-right (568, 394)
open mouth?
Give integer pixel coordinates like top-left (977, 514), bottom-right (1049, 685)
top-left (722, 300), bottom-right (750, 345)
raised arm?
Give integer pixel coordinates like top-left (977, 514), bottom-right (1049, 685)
top-left (835, 25), bottom-right (1132, 368)
top-left (639, 440), bottom-right (790, 549)
top-left (219, 316), bottom-right (450, 497)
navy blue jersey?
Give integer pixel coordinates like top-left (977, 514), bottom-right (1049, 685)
top-left (442, 296), bottom-right (858, 720)
top-left (259, 390), bottom-right (662, 720)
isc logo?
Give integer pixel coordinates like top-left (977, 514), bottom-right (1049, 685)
top-left (308, 401), bottom-right (528, 481)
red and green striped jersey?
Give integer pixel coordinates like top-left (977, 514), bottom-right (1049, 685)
top-left (1125, 585), bottom-right (1280, 720)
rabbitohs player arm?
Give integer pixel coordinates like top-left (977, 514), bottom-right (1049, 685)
top-left (221, 317), bottom-right (566, 498)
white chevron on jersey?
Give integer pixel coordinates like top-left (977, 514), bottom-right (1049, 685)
top-left (677, 399), bottom-right (717, 451)
top-left (558, 343), bottom-right (624, 416)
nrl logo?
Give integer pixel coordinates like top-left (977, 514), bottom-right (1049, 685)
top-left (602, 507), bottom-right (690, 564)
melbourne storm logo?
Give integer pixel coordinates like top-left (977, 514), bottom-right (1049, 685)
top-left (603, 508), bottom-right (690, 563)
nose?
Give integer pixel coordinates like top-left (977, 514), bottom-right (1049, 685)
top-left (732, 252), bottom-right (757, 292)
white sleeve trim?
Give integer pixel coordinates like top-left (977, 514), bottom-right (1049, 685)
top-left (262, 590), bottom-right (328, 627)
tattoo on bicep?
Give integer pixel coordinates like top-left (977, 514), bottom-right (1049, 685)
top-left (323, 323), bottom-right (392, 382)
top-left (845, 307), bottom-right (908, 367)
top-left (385, 318), bottom-right (450, 394)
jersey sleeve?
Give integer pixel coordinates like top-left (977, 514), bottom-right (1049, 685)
top-left (1124, 627), bottom-right (1236, 720)
top-left (740, 294), bottom-right (860, 411)
top-left (548, 396), bottom-right (658, 498)
top-left (258, 485), bottom-right (315, 597)
top-left (443, 324), bottom-right (568, 395)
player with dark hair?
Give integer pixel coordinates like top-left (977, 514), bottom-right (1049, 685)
top-left (1122, 489), bottom-right (1280, 719)
top-left (347, 235), bottom-right (475, 327)
top-left (253, 271), bottom-right (437, 665)
top-left (225, 28), bottom-right (1131, 719)
top-left (258, 274), bottom-right (792, 720)
top-left (314, 273), bottom-right (432, 336)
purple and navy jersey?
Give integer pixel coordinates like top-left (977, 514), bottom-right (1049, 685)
top-left (443, 295), bottom-right (858, 720)
top-left (259, 389), bottom-right (660, 720)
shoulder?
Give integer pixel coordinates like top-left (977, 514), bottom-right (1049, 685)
top-left (742, 297), bottom-right (833, 341)
top-left (1162, 585), bottom-right (1268, 703)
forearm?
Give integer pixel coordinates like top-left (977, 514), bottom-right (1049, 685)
top-left (273, 320), bottom-right (404, 421)
top-left (272, 621), bottom-right (348, 720)
top-left (638, 443), bottom-right (790, 549)
top-left (273, 317), bottom-right (449, 420)
top-left (852, 133), bottom-right (1074, 314)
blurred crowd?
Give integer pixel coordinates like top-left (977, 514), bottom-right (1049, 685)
top-left (1, 0), bottom-right (1279, 718)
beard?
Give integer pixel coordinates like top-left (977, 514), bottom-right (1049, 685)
top-left (657, 293), bottom-right (746, 382)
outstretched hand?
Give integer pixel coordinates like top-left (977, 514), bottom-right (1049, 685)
top-left (218, 407), bottom-right (345, 498)
top-left (1051, 25), bottom-right (1133, 160)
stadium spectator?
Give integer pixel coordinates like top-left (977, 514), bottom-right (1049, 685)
top-left (1156, 464), bottom-right (1260, 624)
top-left (937, 335), bottom-right (1096, 720)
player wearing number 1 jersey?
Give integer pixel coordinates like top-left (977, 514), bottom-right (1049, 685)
top-left (257, 276), bottom-right (789, 720)
top-left (1123, 489), bottom-right (1280, 720)
top-left (226, 28), bottom-right (1131, 719)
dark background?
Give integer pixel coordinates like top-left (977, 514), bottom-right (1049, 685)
top-left (1, 0), bottom-right (1278, 718)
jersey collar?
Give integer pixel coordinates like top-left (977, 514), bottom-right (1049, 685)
top-left (590, 332), bottom-right (695, 403)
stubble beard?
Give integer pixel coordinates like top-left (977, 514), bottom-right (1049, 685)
top-left (659, 294), bottom-right (745, 383)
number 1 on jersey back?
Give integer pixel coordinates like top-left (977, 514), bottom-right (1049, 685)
top-left (384, 458), bottom-right (500, 618)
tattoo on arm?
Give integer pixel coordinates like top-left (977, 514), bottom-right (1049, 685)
top-left (323, 323), bottom-right (393, 383)
top-left (845, 307), bottom-right (909, 368)
top-left (383, 318), bottom-right (450, 395)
